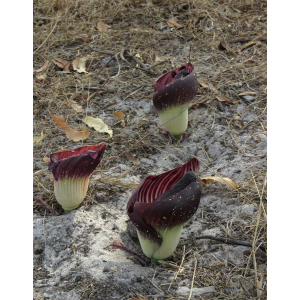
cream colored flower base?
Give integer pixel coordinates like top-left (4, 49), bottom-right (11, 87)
top-left (137, 225), bottom-right (183, 260)
top-left (54, 177), bottom-right (89, 211)
top-left (158, 105), bottom-right (188, 139)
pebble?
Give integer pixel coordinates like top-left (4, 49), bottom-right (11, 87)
top-left (242, 95), bottom-right (256, 101)
top-left (234, 82), bottom-right (243, 87)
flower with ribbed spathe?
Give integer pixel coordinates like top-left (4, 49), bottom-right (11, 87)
top-left (48, 143), bottom-right (106, 212)
top-left (153, 62), bottom-right (198, 142)
top-left (127, 158), bottom-right (201, 263)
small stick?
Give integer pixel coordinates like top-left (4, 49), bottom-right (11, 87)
top-left (35, 197), bottom-right (59, 215)
top-left (124, 50), bottom-right (154, 74)
top-left (188, 255), bottom-right (197, 300)
top-left (121, 49), bottom-right (168, 72)
top-left (88, 47), bottom-right (115, 55)
top-left (69, 85), bottom-right (104, 91)
top-left (145, 60), bottom-right (169, 70)
top-left (33, 16), bottom-right (58, 54)
top-left (168, 245), bottom-right (186, 291)
top-left (120, 48), bottom-right (133, 67)
top-left (192, 235), bottom-right (266, 251)
top-left (227, 35), bottom-right (267, 44)
top-left (85, 77), bottom-right (110, 105)
top-left (97, 56), bottom-right (114, 75)
top-left (107, 241), bottom-right (148, 266)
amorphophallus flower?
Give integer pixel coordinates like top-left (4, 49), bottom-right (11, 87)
top-left (127, 158), bottom-right (201, 263)
top-left (153, 62), bottom-right (198, 142)
top-left (48, 143), bottom-right (106, 212)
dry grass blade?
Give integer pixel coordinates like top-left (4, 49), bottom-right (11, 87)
top-left (188, 255), bottom-right (197, 300)
top-left (168, 245), bottom-right (186, 291)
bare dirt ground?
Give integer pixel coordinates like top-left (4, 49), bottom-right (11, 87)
top-left (33, 1), bottom-right (267, 299)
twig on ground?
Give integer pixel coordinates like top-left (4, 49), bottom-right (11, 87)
top-left (218, 34), bottom-right (267, 51)
top-left (124, 50), bottom-right (155, 74)
top-left (106, 241), bottom-right (149, 266)
top-left (189, 235), bottom-right (266, 251)
top-left (168, 245), bottom-right (186, 291)
top-left (97, 56), bottom-right (114, 75)
top-left (35, 197), bottom-right (59, 215)
top-left (120, 48), bottom-right (133, 67)
top-left (228, 35), bottom-right (267, 44)
top-left (188, 255), bottom-right (197, 300)
top-left (83, 77), bottom-right (110, 106)
top-left (89, 47), bottom-right (115, 55)
top-left (34, 16), bottom-right (58, 54)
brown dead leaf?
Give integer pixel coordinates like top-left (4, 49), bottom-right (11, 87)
top-left (189, 100), bottom-right (209, 108)
top-left (198, 79), bottom-right (209, 88)
top-left (155, 54), bottom-right (169, 62)
top-left (52, 58), bottom-right (71, 71)
top-left (33, 62), bottom-right (48, 74)
top-left (69, 100), bottom-right (82, 112)
top-left (43, 157), bottom-right (51, 163)
top-left (76, 94), bottom-right (89, 99)
top-left (113, 111), bottom-right (125, 127)
top-left (201, 176), bottom-right (238, 189)
top-left (198, 80), bottom-right (220, 94)
top-left (33, 153), bottom-right (38, 157)
top-left (36, 74), bottom-right (47, 81)
top-left (70, 101), bottom-right (82, 112)
top-left (125, 153), bottom-right (138, 162)
top-left (62, 99), bottom-right (83, 112)
top-left (78, 34), bottom-right (90, 43)
top-left (216, 96), bottom-right (237, 104)
top-left (33, 61), bottom-right (49, 73)
top-left (208, 83), bottom-right (220, 93)
top-left (238, 92), bottom-right (257, 96)
top-left (50, 113), bottom-right (89, 142)
top-left (243, 249), bottom-right (267, 262)
top-left (72, 56), bottom-right (87, 73)
top-left (103, 100), bottom-right (117, 108)
top-left (97, 20), bottom-right (111, 33)
top-left (259, 85), bottom-right (267, 91)
top-left (218, 36), bottom-right (235, 53)
top-left (167, 18), bottom-right (184, 28)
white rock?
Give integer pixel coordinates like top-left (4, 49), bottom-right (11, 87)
top-left (242, 95), bottom-right (256, 101)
